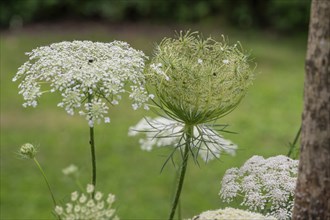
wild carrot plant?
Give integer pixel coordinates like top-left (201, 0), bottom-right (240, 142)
top-left (13, 40), bottom-right (152, 192)
top-left (141, 31), bottom-right (255, 219)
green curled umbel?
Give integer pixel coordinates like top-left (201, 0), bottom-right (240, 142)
top-left (19, 143), bottom-right (37, 159)
top-left (145, 31), bottom-right (255, 125)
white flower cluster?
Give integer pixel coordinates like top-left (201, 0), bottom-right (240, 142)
top-left (62, 164), bottom-right (78, 176)
top-left (13, 40), bottom-right (152, 127)
top-left (190, 207), bottom-right (276, 220)
top-left (219, 155), bottom-right (299, 220)
top-left (55, 184), bottom-right (119, 220)
top-left (128, 117), bottom-right (237, 162)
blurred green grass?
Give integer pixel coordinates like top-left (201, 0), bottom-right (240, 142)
top-left (1, 23), bottom-right (305, 219)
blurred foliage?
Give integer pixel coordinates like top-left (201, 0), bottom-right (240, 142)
top-left (1, 0), bottom-right (310, 32)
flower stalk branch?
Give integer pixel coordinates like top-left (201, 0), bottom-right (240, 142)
top-left (33, 158), bottom-right (58, 207)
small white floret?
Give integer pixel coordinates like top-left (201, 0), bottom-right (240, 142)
top-left (223, 59), bottom-right (230, 64)
top-left (86, 184), bottom-right (94, 193)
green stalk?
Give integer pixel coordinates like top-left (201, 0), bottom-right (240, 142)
top-left (177, 199), bottom-right (182, 220)
top-left (89, 125), bottom-right (96, 197)
top-left (172, 168), bottom-right (182, 220)
top-left (33, 158), bottom-right (57, 207)
top-left (169, 125), bottom-right (193, 220)
top-left (88, 92), bottom-right (96, 197)
top-left (287, 126), bottom-right (301, 159)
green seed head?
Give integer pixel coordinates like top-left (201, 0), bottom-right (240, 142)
top-left (145, 31), bottom-right (255, 124)
top-left (19, 143), bottom-right (37, 159)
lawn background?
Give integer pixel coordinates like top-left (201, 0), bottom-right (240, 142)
top-left (1, 21), bottom-right (305, 219)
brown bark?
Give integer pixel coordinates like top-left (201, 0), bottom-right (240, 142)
top-left (292, 0), bottom-right (330, 219)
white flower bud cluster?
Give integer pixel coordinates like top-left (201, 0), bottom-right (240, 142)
top-left (219, 155), bottom-right (299, 220)
top-left (190, 207), bottom-right (276, 220)
top-left (19, 143), bottom-right (37, 159)
top-left (13, 40), bottom-right (151, 126)
top-left (54, 184), bottom-right (119, 220)
top-left (128, 117), bottom-right (237, 162)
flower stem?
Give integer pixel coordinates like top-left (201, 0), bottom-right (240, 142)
top-left (172, 168), bottom-right (182, 220)
top-left (168, 125), bottom-right (193, 220)
top-left (89, 117), bottom-right (96, 197)
top-left (33, 158), bottom-right (57, 207)
top-left (287, 125), bottom-right (301, 159)
top-left (88, 93), bottom-right (97, 198)
top-left (177, 199), bottom-right (182, 220)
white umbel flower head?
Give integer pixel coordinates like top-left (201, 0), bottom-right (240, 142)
top-left (128, 117), bottom-right (237, 162)
top-left (54, 184), bottom-right (119, 220)
top-left (13, 40), bottom-right (151, 127)
top-left (190, 207), bottom-right (276, 220)
top-left (219, 155), bottom-right (299, 220)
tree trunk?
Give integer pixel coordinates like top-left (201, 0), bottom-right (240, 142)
top-left (292, 0), bottom-right (330, 219)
